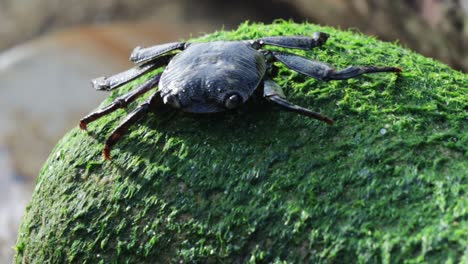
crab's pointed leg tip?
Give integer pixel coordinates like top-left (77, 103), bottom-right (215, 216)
top-left (103, 145), bottom-right (112, 160)
top-left (92, 77), bottom-right (110, 91)
top-left (102, 145), bottom-right (111, 160)
top-left (326, 119), bottom-right (335, 125)
top-left (130, 46), bottom-right (142, 61)
top-left (79, 120), bottom-right (88, 130)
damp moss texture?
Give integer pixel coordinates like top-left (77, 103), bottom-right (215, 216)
top-left (15, 21), bottom-right (467, 263)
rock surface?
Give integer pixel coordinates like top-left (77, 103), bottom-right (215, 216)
top-left (15, 22), bottom-right (467, 263)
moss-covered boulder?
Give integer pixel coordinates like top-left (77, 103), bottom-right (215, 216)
top-left (15, 21), bottom-right (467, 263)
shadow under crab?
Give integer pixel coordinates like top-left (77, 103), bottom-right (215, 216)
top-left (79, 32), bottom-right (401, 159)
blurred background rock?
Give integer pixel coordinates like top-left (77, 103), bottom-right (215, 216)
top-left (1, 0), bottom-right (466, 71)
top-left (0, 0), bottom-right (466, 262)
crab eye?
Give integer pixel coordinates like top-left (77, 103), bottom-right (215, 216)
top-left (224, 94), bottom-right (242, 109)
top-left (163, 94), bottom-right (181, 108)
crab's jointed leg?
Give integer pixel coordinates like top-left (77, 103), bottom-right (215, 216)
top-left (255, 32), bottom-right (329, 50)
top-left (130, 41), bottom-right (186, 65)
top-left (271, 51), bottom-right (402, 81)
top-left (92, 54), bottom-right (173, 91)
top-left (79, 73), bottom-right (162, 130)
top-left (102, 91), bottom-right (165, 160)
top-left (262, 79), bottom-right (334, 125)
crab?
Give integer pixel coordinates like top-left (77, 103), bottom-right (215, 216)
top-left (79, 32), bottom-right (401, 159)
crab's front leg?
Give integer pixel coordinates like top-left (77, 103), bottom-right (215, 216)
top-left (262, 79), bottom-right (334, 125)
top-left (79, 73), bottom-right (162, 130)
top-left (102, 91), bottom-right (166, 160)
top-left (91, 41), bottom-right (186, 91)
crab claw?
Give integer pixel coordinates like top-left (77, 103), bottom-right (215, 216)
top-left (163, 94), bottom-right (181, 108)
top-left (313, 32), bottom-right (330, 46)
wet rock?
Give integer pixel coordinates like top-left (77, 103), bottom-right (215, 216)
top-left (15, 22), bottom-right (467, 263)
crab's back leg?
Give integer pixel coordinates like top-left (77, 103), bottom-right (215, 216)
top-left (92, 54), bottom-right (173, 91)
top-left (271, 51), bottom-right (401, 80)
top-left (253, 32), bottom-right (329, 50)
top-left (262, 79), bottom-right (334, 125)
top-left (79, 73), bottom-right (161, 130)
top-left (102, 91), bottom-right (165, 160)
top-left (130, 41), bottom-right (186, 65)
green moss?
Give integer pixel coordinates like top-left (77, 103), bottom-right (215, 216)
top-left (16, 21), bottom-right (467, 263)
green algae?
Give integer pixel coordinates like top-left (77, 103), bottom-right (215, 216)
top-left (15, 21), bottom-right (467, 263)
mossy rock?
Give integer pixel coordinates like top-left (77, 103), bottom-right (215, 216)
top-left (15, 21), bottom-right (467, 263)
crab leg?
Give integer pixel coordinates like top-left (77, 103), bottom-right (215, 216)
top-left (102, 91), bottom-right (165, 160)
top-left (255, 32), bottom-right (329, 50)
top-left (79, 74), bottom-right (161, 130)
top-left (130, 42), bottom-right (185, 65)
top-left (262, 79), bottom-right (334, 125)
top-left (271, 51), bottom-right (402, 81)
top-left (92, 54), bottom-right (173, 91)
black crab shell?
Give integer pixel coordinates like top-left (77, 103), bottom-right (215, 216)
top-left (159, 41), bottom-right (267, 113)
